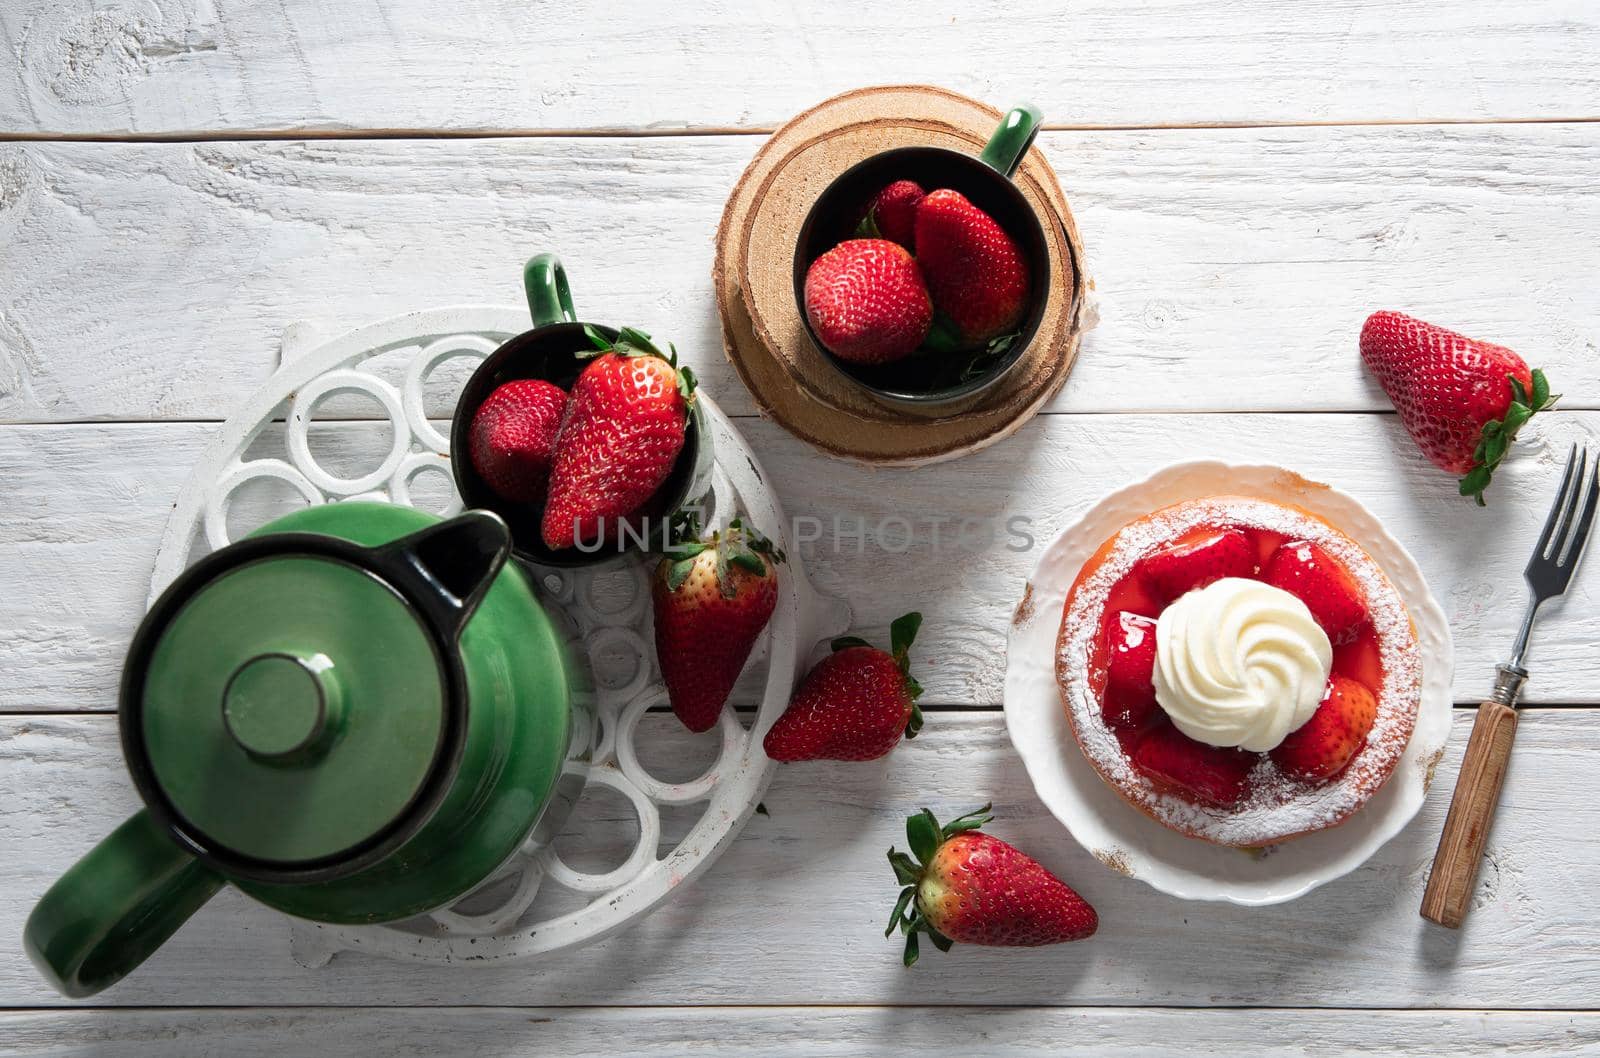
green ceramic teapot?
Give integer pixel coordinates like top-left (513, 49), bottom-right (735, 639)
top-left (24, 502), bottom-right (591, 998)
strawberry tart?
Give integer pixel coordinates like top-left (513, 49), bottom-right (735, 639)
top-left (1055, 496), bottom-right (1422, 848)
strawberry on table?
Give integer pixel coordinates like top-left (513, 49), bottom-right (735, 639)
top-left (468, 378), bottom-right (567, 503)
top-left (1263, 540), bottom-right (1367, 645)
top-left (859, 179), bottom-right (926, 250)
top-left (1270, 675), bottom-right (1378, 782)
top-left (1103, 611), bottom-right (1160, 729)
top-left (653, 517), bottom-right (785, 733)
top-left (1131, 723), bottom-right (1256, 807)
top-left (803, 238), bottom-right (933, 364)
top-left (762, 612), bottom-right (923, 762)
top-left (885, 804), bottom-right (1097, 966)
top-left (1136, 528), bottom-right (1255, 604)
top-left (541, 325), bottom-right (694, 551)
top-left (914, 188), bottom-right (1029, 345)
top-left (1360, 310), bottom-right (1558, 504)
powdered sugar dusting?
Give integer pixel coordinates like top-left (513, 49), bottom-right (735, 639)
top-left (1055, 497), bottom-right (1422, 847)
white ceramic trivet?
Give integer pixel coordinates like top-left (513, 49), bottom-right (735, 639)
top-left (1004, 461), bottom-right (1454, 905)
top-left (150, 306), bottom-right (850, 964)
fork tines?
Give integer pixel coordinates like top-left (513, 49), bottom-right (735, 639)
top-left (1529, 443), bottom-right (1600, 597)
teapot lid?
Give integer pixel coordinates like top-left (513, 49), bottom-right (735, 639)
top-left (119, 513), bottom-right (509, 880)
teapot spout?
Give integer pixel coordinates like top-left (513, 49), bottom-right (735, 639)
top-left (376, 511), bottom-right (512, 641)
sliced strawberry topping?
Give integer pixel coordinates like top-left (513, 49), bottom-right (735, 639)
top-left (1131, 723), bottom-right (1256, 808)
top-left (1136, 528), bottom-right (1255, 603)
top-left (1263, 540), bottom-right (1368, 645)
top-left (1102, 611), bottom-right (1160, 729)
top-left (1270, 675), bottom-right (1378, 782)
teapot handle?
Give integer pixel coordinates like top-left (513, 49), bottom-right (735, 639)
top-left (25, 810), bottom-right (225, 998)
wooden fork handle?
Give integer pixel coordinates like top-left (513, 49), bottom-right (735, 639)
top-left (1420, 701), bottom-right (1519, 928)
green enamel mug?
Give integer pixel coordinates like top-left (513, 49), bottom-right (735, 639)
top-left (24, 503), bottom-right (592, 997)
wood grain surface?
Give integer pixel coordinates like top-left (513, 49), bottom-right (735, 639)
top-left (2, 414), bottom-right (1599, 715)
top-left (2, 126), bottom-right (1598, 424)
top-left (2, 1007), bottom-right (1598, 1057)
top-left (2, 711), bottom-right (1598, 1009)
top-left (5, 1), bottom-right (1600, 1052)
top-left (2, 1), bottom-right (1598, 135)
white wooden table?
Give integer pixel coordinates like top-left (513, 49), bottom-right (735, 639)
top-left (4, 3), bottom-right (1600, 1054)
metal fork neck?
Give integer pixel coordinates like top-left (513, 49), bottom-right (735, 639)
top-left (1507, 592), bottom-right (1542, 671)
top-left (1491, 663), bottom-right (1529, 707)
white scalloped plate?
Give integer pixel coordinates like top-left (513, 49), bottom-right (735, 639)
top-left (1004, 461), bottom-right (1454, 905)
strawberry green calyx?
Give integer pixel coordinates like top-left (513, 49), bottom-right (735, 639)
top-left (662, 515), bottom-right (786, 599)
top-left (854, 209), bottom-right (883, 240)
top-left (582, 323), bottom-right (698, 402)
top-left (1460, 368), bottom-right (1558, 506)
top-left (830, 610), bottom-right (923, 737)
top-left (886, 803), bottom-right (993, 967)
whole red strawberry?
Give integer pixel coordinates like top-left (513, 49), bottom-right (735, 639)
top-left (914, 189), bottom-right (1029, 344)
top-left (541, 326), bottom-right (693, 551)
top-left (803, 239), bottom-right (932, 364)
top-left (653, 517), bottom-right (785, 732)
top-left (1360, 311), bottom-right (1557, 504)
top-left (886, 805), bottom-right (1097, 966)
top-left (468, 378), bottom-right (567, 503)
top-left (859, 179), bottom-right (926, 250)
top-left (1271, 675), bottom-right (1378, 782)
top-left (763, 612), bottom-right (923, 762)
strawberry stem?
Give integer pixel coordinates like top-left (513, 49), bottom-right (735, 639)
top-left (661, 515), bottom-right (784, 597)
top-left (581, 323), bottom-right (697, 402)
top-left (1460, 368), bottom-right (1559, 505)
top-left (884, 804), bottom-right (993, 967)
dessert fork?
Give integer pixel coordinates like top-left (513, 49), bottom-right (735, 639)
top-left (1421, 443), bottom-right (1598, 928)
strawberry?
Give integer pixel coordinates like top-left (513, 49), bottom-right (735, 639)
top-left (468, 378), bottom-right (567, 503)
top-left (1131, 723), bottom-right (1255, 807)
top-left (1136, 528), bottom-right (1255, 604)
top-left (762, 613), bottom-right (923, 762)
top-left (541, 326), bottom-right (693, 552)
top-left (653, 517), bottom-right (785, 733)
top-left (886, 805), bottom-right (1097, 966)
top-left (1359, 311), bottom-right (1558, 504)
top-left (858, 179), bottom-right (926, 250)
top-left (1270, 675), bottom-right (1378, 782)
top-left (1263, 540), bottom-right (1367, 645)
top-left (1103, 611), bottom-right (1160, 729)
top-left (914, 189), bottom-right (1029, 344)
top-left (803, 239), bottom-right (932, 364)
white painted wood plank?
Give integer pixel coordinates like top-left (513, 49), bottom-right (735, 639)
top-left (2, 2), bottom-right (1598, 135)
top-left (2, 125), bottom-right (1597, 425)
top-left (4, 412), bottom-right (1599, 713)
top-left (3, 710), bottom-right (1598, 1008)
top-left (2, 1006), bottom-right (1597, 1056)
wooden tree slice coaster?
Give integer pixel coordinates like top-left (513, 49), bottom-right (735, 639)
top-left (714, 85), bottom-right (1090, 465)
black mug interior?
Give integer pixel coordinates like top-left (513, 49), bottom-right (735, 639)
top-left (793, 146), bottom-right (1052, 405)
top-left (449, 322), bottom-right (707, 568)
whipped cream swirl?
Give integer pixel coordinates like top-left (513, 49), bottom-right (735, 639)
top-left (1153, 577), bottom-right (1333, 752)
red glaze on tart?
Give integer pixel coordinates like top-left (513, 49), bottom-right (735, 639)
top-left (1055, 496), bottom-right (1422, 847)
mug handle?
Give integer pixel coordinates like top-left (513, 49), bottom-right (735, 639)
top-left (24, 810), bottom-right (225, 998)
top-left (977, 104), bottom-right (1044, 179)
top-left (523, 253), bottom-right (577, 328)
